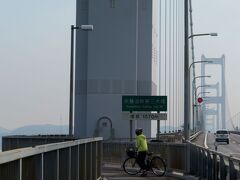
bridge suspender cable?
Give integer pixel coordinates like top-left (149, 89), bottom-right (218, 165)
top-left (158, 0), bottom-right (162, 134)
top-left (164, 0), bottom-right (167, 132)
top-left (178, 0), bottom-right (182, 131)
top-left (168, 0), bottom-right (172, 133)
top-left (181, 0), bottom-right (185, 132)
top-left (175, 0), bottom-right (178, 132)
top-left (173, 0), bottom-right (175, 132)
top-left (159, 0), bottom-right (185, 133)
top-left (181, 0), bottom-right (184, 131)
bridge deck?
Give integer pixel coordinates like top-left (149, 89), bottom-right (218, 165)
top-left (102, 164), bottom-right (199, 180)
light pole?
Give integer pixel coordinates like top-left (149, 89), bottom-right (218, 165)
top-left (195, 85), bottom-right (212, 94)
top-left (188, 32), bottom-right (217, 92)
top-left (194, 84), bottom-right (212, 131)
top-left (188, 31), bottom-right (218, 135)
top-left (184, 0), bottom-right (190, 141)
top-left (69, 24), bottom-right (93, 136)
top-left (189, 61), bottom-right (212, 123)
top-left (188, 60), bottom-right (212, 133)
top-left (189, 60), bottom-right (212, 70)
top-left (197, 91), bottom-right (210, 97)
top-left (192, 75), bottom-right (211, 103)
top-left (188, 33), bottom-right (218, 39)
top-left (183, 2), bottom-right (217, 140)
top-left (195, 90), bottom-right (210, 131)
top-left (191, 75), bottom-right (211, 132)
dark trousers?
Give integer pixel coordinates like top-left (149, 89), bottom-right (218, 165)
top-left (137, 151), bottom-right (147, 170)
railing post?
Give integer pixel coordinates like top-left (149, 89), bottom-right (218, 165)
top-left (213, 154), bottom-right (218, 179)
top-left (70, 146), bottom-right (78, 180)
top-left (21, 155), bottom-right (42, 180)
top-left (229, 159), bottom-right (237, 180)
top-left (59, 148), bottom-right (70, 180)
top-left (187, 142), bottom-right (190, 173)
top-left (79, 144), bottom-right (86, 180)
top-left (97, 141), bottom-right (103, 179)
top-left (220, 156), bottom-right (226, 180)
top-left (207, 152), bottom-right (212, 180)
top-left (194, 145), bottom-right (198, 174)
top-left (197, 148), bottom-right (201, 177)
top-left (86, 142), bottom-right (92, 180)
top-left (19, 159), bottom-right (22, 180)
top-left (92, 141), bottom-right (97, 180)
top-left (199, 151), bottom-right (203, 177)
top-left (69, 147), bottom-right (71, 180)
top-left (57, 150), bottom-right (59, 180)
top-left (77, 145), bottom-right (80, 180)
top-left (44, 151), bottom-right (58, 180)
top-left (91, 142), bottom-right (93, 180)
top-left (41, 153), bottom-right (44, 180)
top-left (202, 151), bottom-right (207, 178)
top-left (190, 144), bottom-right (195, 174)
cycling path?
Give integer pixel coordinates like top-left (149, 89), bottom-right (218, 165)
top-left (102, 164), bottom-right (199, 180)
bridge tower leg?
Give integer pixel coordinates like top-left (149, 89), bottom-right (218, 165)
top-left (200, 55), bottom-right (226, 131)
top-left (221, 56), bottom-right (226, 128)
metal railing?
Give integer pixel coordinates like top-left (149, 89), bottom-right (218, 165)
top-left (103, 140), bottom-right (188, 172)
top-left (0, 137), bottom-right (103, 180)
top-left (104, 132), bottom-right (183, 143)
top-left (189, 141), bottom-right (240, 179)
top-left (103, 135), bottom-right (240, 179)
top-left (189, 131), bottom-right (202, 141)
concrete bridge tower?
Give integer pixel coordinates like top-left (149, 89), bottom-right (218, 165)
top-left (201, 55), bottom-right (226, 130)
top-left (74, 0), bottom-right (159, 138)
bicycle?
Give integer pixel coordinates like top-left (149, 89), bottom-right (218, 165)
top-left (122, 147), bottom-right (166, 176)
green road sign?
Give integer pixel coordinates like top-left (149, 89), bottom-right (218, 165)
top-left (122, 96), bottom-right (167, 112)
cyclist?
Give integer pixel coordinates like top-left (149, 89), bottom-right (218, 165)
top-left (135, 128), bottom-right (148, 176)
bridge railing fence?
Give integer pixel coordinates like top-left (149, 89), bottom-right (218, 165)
top-left (0, 137), bottom-right (103, 180)
top-left (189, 141), bottom-right (240, 179)
top-left (103, 138), bottom-right (240, 179)
top-left (103, 140), bottom-right (188, 172)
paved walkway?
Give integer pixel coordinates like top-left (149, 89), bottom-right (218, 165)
top-left (102, 164), bottom-right (199, 180)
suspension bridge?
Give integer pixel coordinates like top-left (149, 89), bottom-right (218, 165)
top-left (1, 0), bottom-right (240, 179)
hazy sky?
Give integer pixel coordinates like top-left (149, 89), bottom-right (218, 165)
top-left (193, 0), bottom-right (240, 120)
top-left (0, 0), bottom-right (239, 129)
top-left (0, 1), bottom-right (76, 129)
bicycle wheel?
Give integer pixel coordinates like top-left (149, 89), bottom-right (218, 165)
top-left (150, 156), bottom-right (166, 176)
top-left (123, 157), bottom-right (141, 175)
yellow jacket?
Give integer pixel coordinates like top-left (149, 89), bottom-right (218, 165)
top-left (136, 134), bottom-right (148, 152)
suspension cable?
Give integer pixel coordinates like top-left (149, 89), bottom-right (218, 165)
top-left (159, 0), bottom-right (162, 134)
top-left (168, 0), bottom-right (172, 132)
top-left (175, 0), bottom-right (178, 132)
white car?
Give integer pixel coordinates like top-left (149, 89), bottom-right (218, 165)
top-left (215, 129), bottom-right (229, 144)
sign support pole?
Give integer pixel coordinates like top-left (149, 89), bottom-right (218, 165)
top-left (157, 111), bottom-right (160, 140)
top-left (130, 111), bottom-right (133, 141)
top-left (130, 119), bottom-right (133, 142)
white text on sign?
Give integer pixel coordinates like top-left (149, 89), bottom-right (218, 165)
top-left (122, 112), bottom-right (167, 121)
